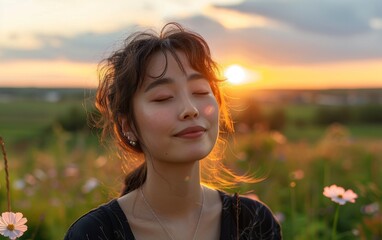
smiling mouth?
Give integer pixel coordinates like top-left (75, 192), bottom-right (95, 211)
top-left (174, 126), bottom-right (206, 138)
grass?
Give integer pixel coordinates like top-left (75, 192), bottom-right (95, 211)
top-left (284, 124), bottom-right (382, 142)
top-left (0, 100), bottom-right (87, 143)
top-left (225, 127), bottom-right (382, 239)
top-left (1, 98), bottom-right (381, 239)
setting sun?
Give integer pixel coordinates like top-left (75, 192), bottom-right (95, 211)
top-left (224, 64), bottom-right (246, 85)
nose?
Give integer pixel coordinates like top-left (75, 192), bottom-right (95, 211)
top-left (179, 97), bottom-right (199, 120)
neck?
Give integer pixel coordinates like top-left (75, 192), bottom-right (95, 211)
top-left (142, 160), bottom-right (203, 217)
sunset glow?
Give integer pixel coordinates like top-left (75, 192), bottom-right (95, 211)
top-left (0, 60), bottom-right (97, 88)
top-left (1, 59), bottom-right (381, 89)
top-left (224, 65), bottom-right (247, 85)
top-left (253, 60), bottom-right (382, 89)
top-left (1, 1), bottom-right (382, 90)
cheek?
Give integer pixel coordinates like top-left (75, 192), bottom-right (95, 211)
top-left (134, 106), bottom-right (173, 135)
top-left (201, 99), bottom-right (219, 124)
top-left (203, 104), bottom-right (218, 120)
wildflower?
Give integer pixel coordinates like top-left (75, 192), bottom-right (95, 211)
top-left (34, 169), bottom-right (47, 181)
top-left (13, 179), bottom-right (26, 190)
top-left (271, 131), bottom-right (287, 144)
top-left (95, 156), bottom-right (107, 168)
top-left (24, 174), bottom-right (37, 186)
top-left (64, 164), bottom-right (79, 177)
top-left (82, 177), bottom-right (99, 193)
top-left (0, 212), bottom-right (28, 240)
top-left (361, 202), bottom-right (379, 215)
top-left (290, 169), bottom-right (305, 180)
top-left (323, 184), bottom-right (358, 205)
top-left (1, 137), bottom-right (28, 239)
top-left (323, 185), bottom-right (358, 240)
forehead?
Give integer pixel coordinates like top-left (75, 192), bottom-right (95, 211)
top-left (145, 50), bottom-right (191, 77)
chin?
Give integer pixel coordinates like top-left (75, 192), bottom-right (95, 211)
top-left (177, 149), bottom-right (212, 163)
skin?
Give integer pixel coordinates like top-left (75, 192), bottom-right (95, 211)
top-left (118, 51), bottom-right (222, 239)
top-left (134, 50), bottom-right (219, 166)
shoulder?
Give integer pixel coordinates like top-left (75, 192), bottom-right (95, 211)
top-left (238, 194), bottom-right (276, 218)
top-left (220, 191), bottom-right (282, 239)
top-left (219, 191), bottom-right (277, 219)
top-left (64, 199), bottom-right (130, 240)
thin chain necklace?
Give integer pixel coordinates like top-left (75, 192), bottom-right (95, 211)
top-left (140, 186), bottom-right (205, 240)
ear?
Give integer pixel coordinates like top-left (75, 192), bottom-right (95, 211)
top-left (119, 115), bottom-right (129, 134)
top-left (119, 115), bottom-right (137, 141)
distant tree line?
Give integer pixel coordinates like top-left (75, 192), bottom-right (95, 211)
top-left (232, 100), bottom-right (382, 132)
top-left (232, 99), bottom-right (287, 132)
top-left (315, 104), bottom-right (382, 125)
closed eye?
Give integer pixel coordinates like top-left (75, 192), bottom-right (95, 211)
top-left (193, 91), bottom-right (210, 95)
top-left (153, 96), bottom-right (173, 102)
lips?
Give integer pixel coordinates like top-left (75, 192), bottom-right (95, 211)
top-left (174, 126), bottom-right (206, 138)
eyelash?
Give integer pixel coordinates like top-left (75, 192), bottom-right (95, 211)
top-left (152, 91), bottom-right (210, 102)
top-left (153, 96), bottom-right (173, 102)
top-left (194, 92), bottom-right (210, 95)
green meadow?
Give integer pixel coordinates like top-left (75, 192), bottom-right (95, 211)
top-left (0, 88), bottom-right (381, 239)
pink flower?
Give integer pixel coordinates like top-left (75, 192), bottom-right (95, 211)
top-left (323, 184), bottom-right (358, 205)
top-left (0, 212), bottom-right (28, 240)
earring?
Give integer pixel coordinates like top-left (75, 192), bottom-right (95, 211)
top-left (129, 139), bottom-right (137, 147)
top-left (123, 132), bottom-right (137, 146)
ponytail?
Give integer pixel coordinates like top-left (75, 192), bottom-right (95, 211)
top-left (120, 162), bottom-right (147, 196)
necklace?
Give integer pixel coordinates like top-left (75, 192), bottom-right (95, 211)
top-left (140, 186), bottom-right (205, 240)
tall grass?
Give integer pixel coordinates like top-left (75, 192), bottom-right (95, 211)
top-left (224, 124), bottom-right (382, 239)
top-left (1, 97), bottom-right (381, 239)
top-left (1, 123), bottom-right (380, 239)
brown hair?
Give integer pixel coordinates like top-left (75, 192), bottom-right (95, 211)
top-left (95, 22), bottom-right (250, 196)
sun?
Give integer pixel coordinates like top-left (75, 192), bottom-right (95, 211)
top-left (224, 64), bottom-right (247, 85)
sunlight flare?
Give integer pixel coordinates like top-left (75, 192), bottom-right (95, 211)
top-left (224, 64), bottom-right (247, 85)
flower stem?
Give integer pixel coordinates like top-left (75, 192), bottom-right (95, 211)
top-left (332, 204), bottom-right (340, 240)
top-left (289, 182), bottom-right (296, 236)
top-left (0, 137), bottom-right (11, 212)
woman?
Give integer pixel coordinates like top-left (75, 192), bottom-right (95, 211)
top-left (65, 22), bottom-right (281, 240)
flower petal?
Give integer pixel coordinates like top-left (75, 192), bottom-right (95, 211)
top-left (343, 190), bottom-right (358, 202)
top-left (323, 184), bottom-right (345, 198)
top-left (15, 218), bottom-right (27, 228)
top-left (15, 217), bottom-right (27, 227)
top-left (14, 212), bottom-right (24, 223)
top-left (13, 229), bottom-right (25, 238)
top-left (1, 212), bottom-right (13, 224)
top-left (332, 197), bottom-right (346, 205)
top-left (3, 229), bottom-right (17, 238)
top-left (324, 185), bottom-right (358, 205)
top-left (15, 224), bottom-right (28, 232)
top-left (0, 216), bottom-right (7, 227)
top-left (331, 185), bottom-right (345, 194)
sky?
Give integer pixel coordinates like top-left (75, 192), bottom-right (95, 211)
top-left (1, 0), bottom-right (382, 89)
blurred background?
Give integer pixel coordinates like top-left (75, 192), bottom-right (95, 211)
top-left (1, 0), bottom-right (381, 239)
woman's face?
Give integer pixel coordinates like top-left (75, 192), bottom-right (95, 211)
top-left (132, 51), bottom-right (219, 164)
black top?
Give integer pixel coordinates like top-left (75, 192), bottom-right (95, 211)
top-left (64, 191), bottom-right (282, 240)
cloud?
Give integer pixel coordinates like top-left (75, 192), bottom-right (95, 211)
top-left (174, 13), bottom-right (382, 65)
top-left (0, 27), bottom-right (138, 63)
top-left (176, 0), bottom-right (382, 65)
top-left (1, 0), bottom-right (382, 66)
top-left (215, 0), bottom-right (382, 35)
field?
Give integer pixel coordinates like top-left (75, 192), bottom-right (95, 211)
top-left (0, 88), bottom-right (381, 239)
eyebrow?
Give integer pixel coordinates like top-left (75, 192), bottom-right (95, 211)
top-left (144, 73), bottom-right (205, 92)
